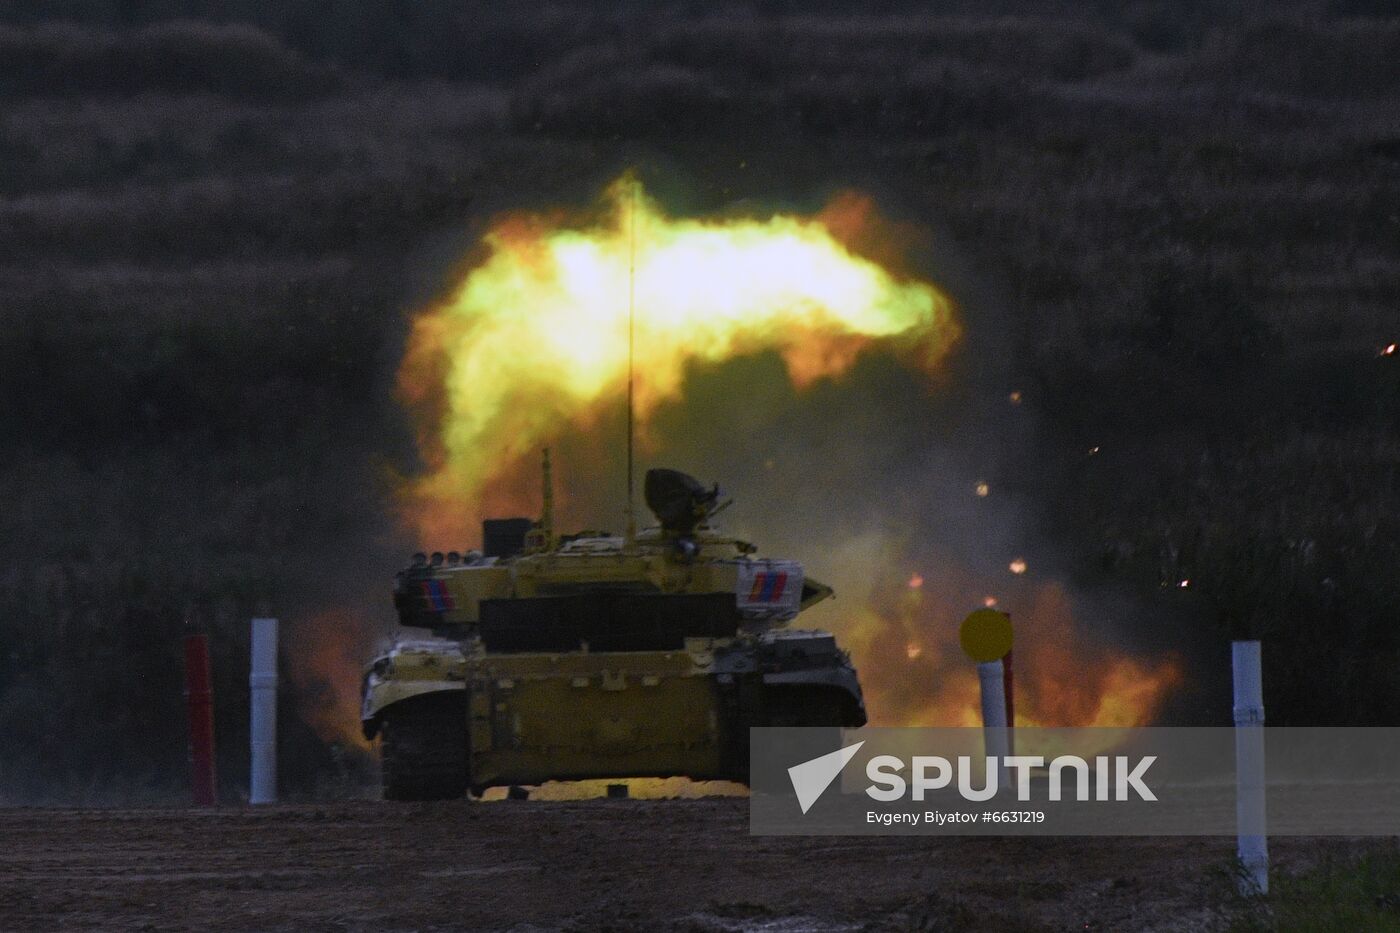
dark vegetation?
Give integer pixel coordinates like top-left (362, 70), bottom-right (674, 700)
top-left (1227, 843), bottom-right (1400, 931)
top-left (0, 0), bottom-right (1397, 800)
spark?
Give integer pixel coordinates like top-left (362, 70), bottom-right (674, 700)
top-left (1009, 558), bottom-right (1027, 575)
top-left (907, 573), bottom-right (924, 589)
top-left (1008, 390), bottom-right (1022, 404)
top-left (906, 643), bottom-right (923, 660)
top-left (983, 595), bottom-right (998, 608)
top-left (1381, 343), bottom-right (1397, 357)
top-left (974, 481), bottom-right (990, 497)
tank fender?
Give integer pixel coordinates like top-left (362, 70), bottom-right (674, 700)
top-left (361, 678), bottom-right (466, 740)
top-left (762, 666), bottom-right (861, 692)
top-left (761, 666), bottom-right (868, 726)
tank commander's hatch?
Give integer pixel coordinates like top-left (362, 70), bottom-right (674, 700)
top-left (644, 468), bottom-right (719, 536)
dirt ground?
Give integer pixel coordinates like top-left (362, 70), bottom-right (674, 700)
top-left (0, 797), bottom-right (1364, 932)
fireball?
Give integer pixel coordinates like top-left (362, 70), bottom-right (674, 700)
top-left (398, 175), bottom-right (958, 540)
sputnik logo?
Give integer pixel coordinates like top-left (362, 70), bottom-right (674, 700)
top-left (788, 740), bottom-right (866, 814)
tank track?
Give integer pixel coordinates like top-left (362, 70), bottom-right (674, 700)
top-left (380, 694), bottom-right (468, 801)
top-left (761, 685), bottom-right (854, 728)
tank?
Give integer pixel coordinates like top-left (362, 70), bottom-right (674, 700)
top-left (360, 464), bottom-right (867, 800)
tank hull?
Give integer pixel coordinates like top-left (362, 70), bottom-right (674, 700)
top-left (362, 630), bottom-right (865, 796)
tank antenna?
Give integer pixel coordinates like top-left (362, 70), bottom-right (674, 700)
top-left (624, 177), bottom-right (638, 549)
top-left (541, 446), bottom-right (554, 551)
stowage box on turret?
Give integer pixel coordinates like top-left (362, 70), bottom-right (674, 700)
top-left (361, 466), bottom-right (866, 800)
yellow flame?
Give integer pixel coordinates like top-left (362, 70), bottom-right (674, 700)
top-left (478, 778), bottom-right (747, 801)
top-left (398, 175), bottom-right (957, 538)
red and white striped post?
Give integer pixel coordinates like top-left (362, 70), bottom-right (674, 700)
top-left (183, 634), bottom-right (218, 806)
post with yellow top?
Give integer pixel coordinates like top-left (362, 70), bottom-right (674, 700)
top-left (960, 608), bottom-right (1013, 793)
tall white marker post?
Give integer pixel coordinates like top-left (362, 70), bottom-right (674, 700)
top-left (977, 658), bottom-right (1011, 790)
top-left (249, 617), bottom-right (279, 805)
top-left (961, 609), bottom-right (1014, 793)
top-left (1232, 640), bottom-right (1267, 895)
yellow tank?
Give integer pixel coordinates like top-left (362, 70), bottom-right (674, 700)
top-left (360, 466), bottom-right (866, 800)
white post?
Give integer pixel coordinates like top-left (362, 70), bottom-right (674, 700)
top-left (1232, 640), bottom-right (1267, 895)
top-left (977, 659), bottom-right (1011, 792)
top-left (249, 617), bottom-right (279, 805)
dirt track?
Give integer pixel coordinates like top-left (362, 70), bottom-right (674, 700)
top-left (0, 799), bottom-right (1346, 931)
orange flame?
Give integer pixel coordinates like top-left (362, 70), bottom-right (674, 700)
top-left (844, 571), bottom-right (1182, 729)
top-left (286, 612), bottom-right (379, 752)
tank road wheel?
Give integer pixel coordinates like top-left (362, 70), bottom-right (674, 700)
top-left (380, 693), bottom-right (468, 801)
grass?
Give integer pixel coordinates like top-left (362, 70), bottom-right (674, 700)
top-left (1228, 845), bottom-right (1400, 932)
